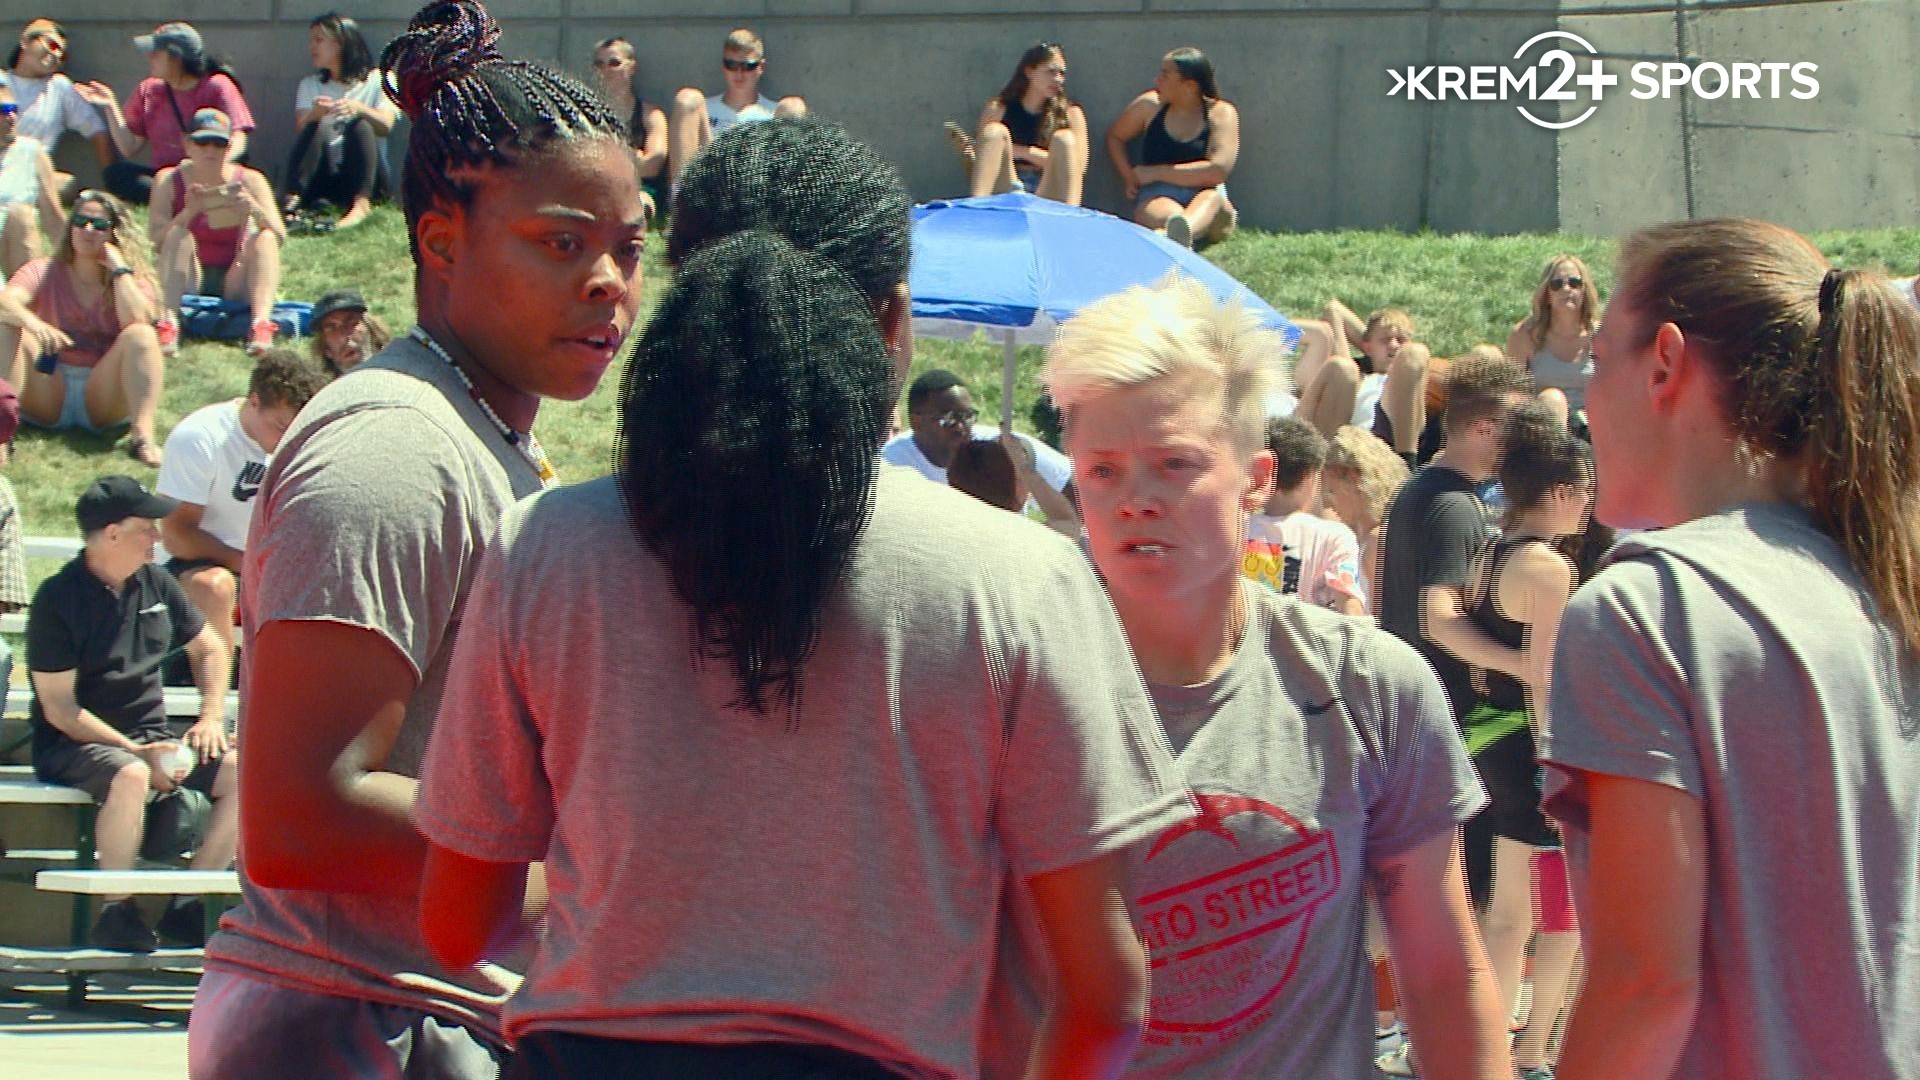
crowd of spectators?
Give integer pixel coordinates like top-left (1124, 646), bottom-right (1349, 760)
top-left (0, 7), bottom-right (1915, 1079)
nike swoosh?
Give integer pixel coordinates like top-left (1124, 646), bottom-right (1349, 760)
top-left (1302, 698), bottom-right (1340, 716)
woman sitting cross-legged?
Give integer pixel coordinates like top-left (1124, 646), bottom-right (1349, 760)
top-left (282, 12), bottom-right (395, 232)
top-left (149, 108), bottom-right (286, 357)
top-left (945, 41), bottom-right (1088, 206)
top-left (0, 190), bottom-right (166, 465)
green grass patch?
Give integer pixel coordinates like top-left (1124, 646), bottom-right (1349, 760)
top-left (12, 211), bottom-right (1919, 544)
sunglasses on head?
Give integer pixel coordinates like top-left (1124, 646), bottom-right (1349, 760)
top-left (1550, 275), bottom-right (1585, 291)
top-left (721, 57), bottom-right (763, 72)
top-left (69, 213), bottom-right (114, 232)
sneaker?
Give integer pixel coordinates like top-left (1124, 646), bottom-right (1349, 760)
top-left (1375, 1022), bottom-right (1406, 1058)
top-left (155, 897), bottom-right (207, 947)
top-left (91, 898), bottom-right (158, 952)
top-left (246, 319), bottom-right (277, 357)
top-left (1376, 1041), bottom-right (1417, 1077)
top-left (1164, 212), bottom-right (1192, 249)
top-left (154, 315), bottom-right (179, 357)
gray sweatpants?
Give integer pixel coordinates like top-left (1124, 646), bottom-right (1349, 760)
top-left (189, 967), bottom-right (505, 1079)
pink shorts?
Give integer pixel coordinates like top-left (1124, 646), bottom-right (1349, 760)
top-left (1531, 848), bottom-right (1576, 934)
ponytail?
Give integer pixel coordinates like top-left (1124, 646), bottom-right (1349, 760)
top-left (1806, 270), bottom-right (1920, 656)
top-left (1619, 218), bottom-right (1920, 657)
top-left (616, 231), bottom-right (889, 716)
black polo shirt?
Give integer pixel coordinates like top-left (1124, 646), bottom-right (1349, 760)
top-left (26, 556), bottom-right (204, 754)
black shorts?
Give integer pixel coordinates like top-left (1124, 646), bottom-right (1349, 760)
top-left (506, 1033), bottom-right (907, 1079)
top-left (1474, 726), bottom-right (1559, 849)
top-left (35, 734), bottom-right (223, 802)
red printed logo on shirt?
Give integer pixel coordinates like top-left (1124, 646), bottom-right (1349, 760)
top-left (1136, 792), bottom-right (1341, 1046)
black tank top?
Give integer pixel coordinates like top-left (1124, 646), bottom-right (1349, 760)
top-left (1467, 535), bottom-right (1534, 711)
top-left (1140, 104), bottom-right (1210, 166)
top-left (1002, 98), bottom-right (1044, 149)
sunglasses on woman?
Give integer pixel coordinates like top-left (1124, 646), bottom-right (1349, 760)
top-left (69, 213), bottom-right (115, 232)
top-left (1550, 276), bottom-right (1585, 291)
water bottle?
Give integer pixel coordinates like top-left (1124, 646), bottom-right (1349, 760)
top-left (166, 743), bottom-right (196, 777)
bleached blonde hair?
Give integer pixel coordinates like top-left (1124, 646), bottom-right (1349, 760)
top-left (1044, 274), bottom-right (1289, 456)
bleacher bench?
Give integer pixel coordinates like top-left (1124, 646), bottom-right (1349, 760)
top-left (0, 777), bottom-right (238, 1006)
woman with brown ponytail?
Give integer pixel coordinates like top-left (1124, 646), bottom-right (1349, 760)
top-left (1541, 218), bottom-right (1920, 1079)
top-left (189, 2), bottom-right (645, 1075)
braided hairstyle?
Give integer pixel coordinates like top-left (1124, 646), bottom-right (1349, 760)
top-left (627, 118), bottom-right (910, 717)
top-left (381, 0), bottom-right (626, 263)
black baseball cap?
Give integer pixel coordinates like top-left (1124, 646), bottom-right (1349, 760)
top-left (76, 475), bottom-right (177, 532)
top-left (311, 290), bottom-right (369, 324)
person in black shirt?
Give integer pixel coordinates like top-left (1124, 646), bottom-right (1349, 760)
top-left (1375, 353), bottom-right (1530, 913)
top-left (28, 474), bottom-right (234, 951)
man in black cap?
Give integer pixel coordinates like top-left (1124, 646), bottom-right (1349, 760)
top-left (27, 474), bottom-right (237, 951)
top-left (308, 288), bottom-right (388, 374)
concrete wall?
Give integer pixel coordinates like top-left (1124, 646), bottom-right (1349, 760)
top-left (29, 0), bottom-right (1916, 236)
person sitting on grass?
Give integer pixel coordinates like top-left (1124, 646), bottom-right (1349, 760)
top-left (3, 19), bottom-right (114, 174)
top-left (0, 189), bottom-right (166, 466)
top-left (28, 475), bottom-right (235, 952)
top-left (590, 36), bottom-right (666, 219)
top-left (149, 108), bottom-right (286, 357)
top-left (76, 22), bottom-right (255, 206)
top-left (1104, 47), bottom-right (1238, 248)
top-left (944, 42), bottom-right (1088, 206)
top-left (666, 27), bottom-right (806, 193)
top-left (0, 79), bottom-right (66, 281)
top-left (1503, 253), bottom-right (1600, 433)
top-left (308, 287), bottom-right (388, 375)
top-left (1291, 301), bottom-right (1437, 463)
top-left (282, 12), bottom-right (395, 233)
top-left (882, 368), bottom-right (1071, 493)
top-left (157, 347), bottom-right (329, 678)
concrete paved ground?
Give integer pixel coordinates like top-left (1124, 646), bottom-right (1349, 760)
top-left (0, 969), bottom-right (191, 1078)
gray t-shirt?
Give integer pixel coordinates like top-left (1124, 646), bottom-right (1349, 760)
top-left (208, 336), bottom-right (546, 1037)
top-left (1542, 504), bottom-right (1920, 1079)
top-left (1114, 587), bottom-right (1484, 1079)
top-left (413, 469), bottom-right (1194, 1078)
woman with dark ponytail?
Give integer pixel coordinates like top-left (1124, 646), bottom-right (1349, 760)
top-left (1541, 218), bottom-right (1920, 1078)
top-left (191, 3), bottom-right (644, 1076)
top-left (413, 118), bottom-right (1191, 1079)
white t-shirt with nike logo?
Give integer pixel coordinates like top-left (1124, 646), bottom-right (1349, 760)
top-left (156, 399), bottom-right (268, 553)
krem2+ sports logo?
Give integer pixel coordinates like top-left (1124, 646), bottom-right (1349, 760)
top-left (1385, 31), bottom-right (1819, 130)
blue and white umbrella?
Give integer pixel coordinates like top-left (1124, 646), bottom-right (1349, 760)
top-left (910, 192), bottom-right (1301, 427)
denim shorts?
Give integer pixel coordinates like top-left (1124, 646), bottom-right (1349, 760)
top-left (1136, 180), bottom-right (1229, 210)
top-left (19, 363), bottom-right (113, 435)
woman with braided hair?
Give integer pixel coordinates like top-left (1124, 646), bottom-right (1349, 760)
top-left (189, 3), bottom-right (645, 1076)
top-left (1542, 218), bottom-right (1920, 1078)
top-left (413, 117), bottom-right (1190, 1079)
